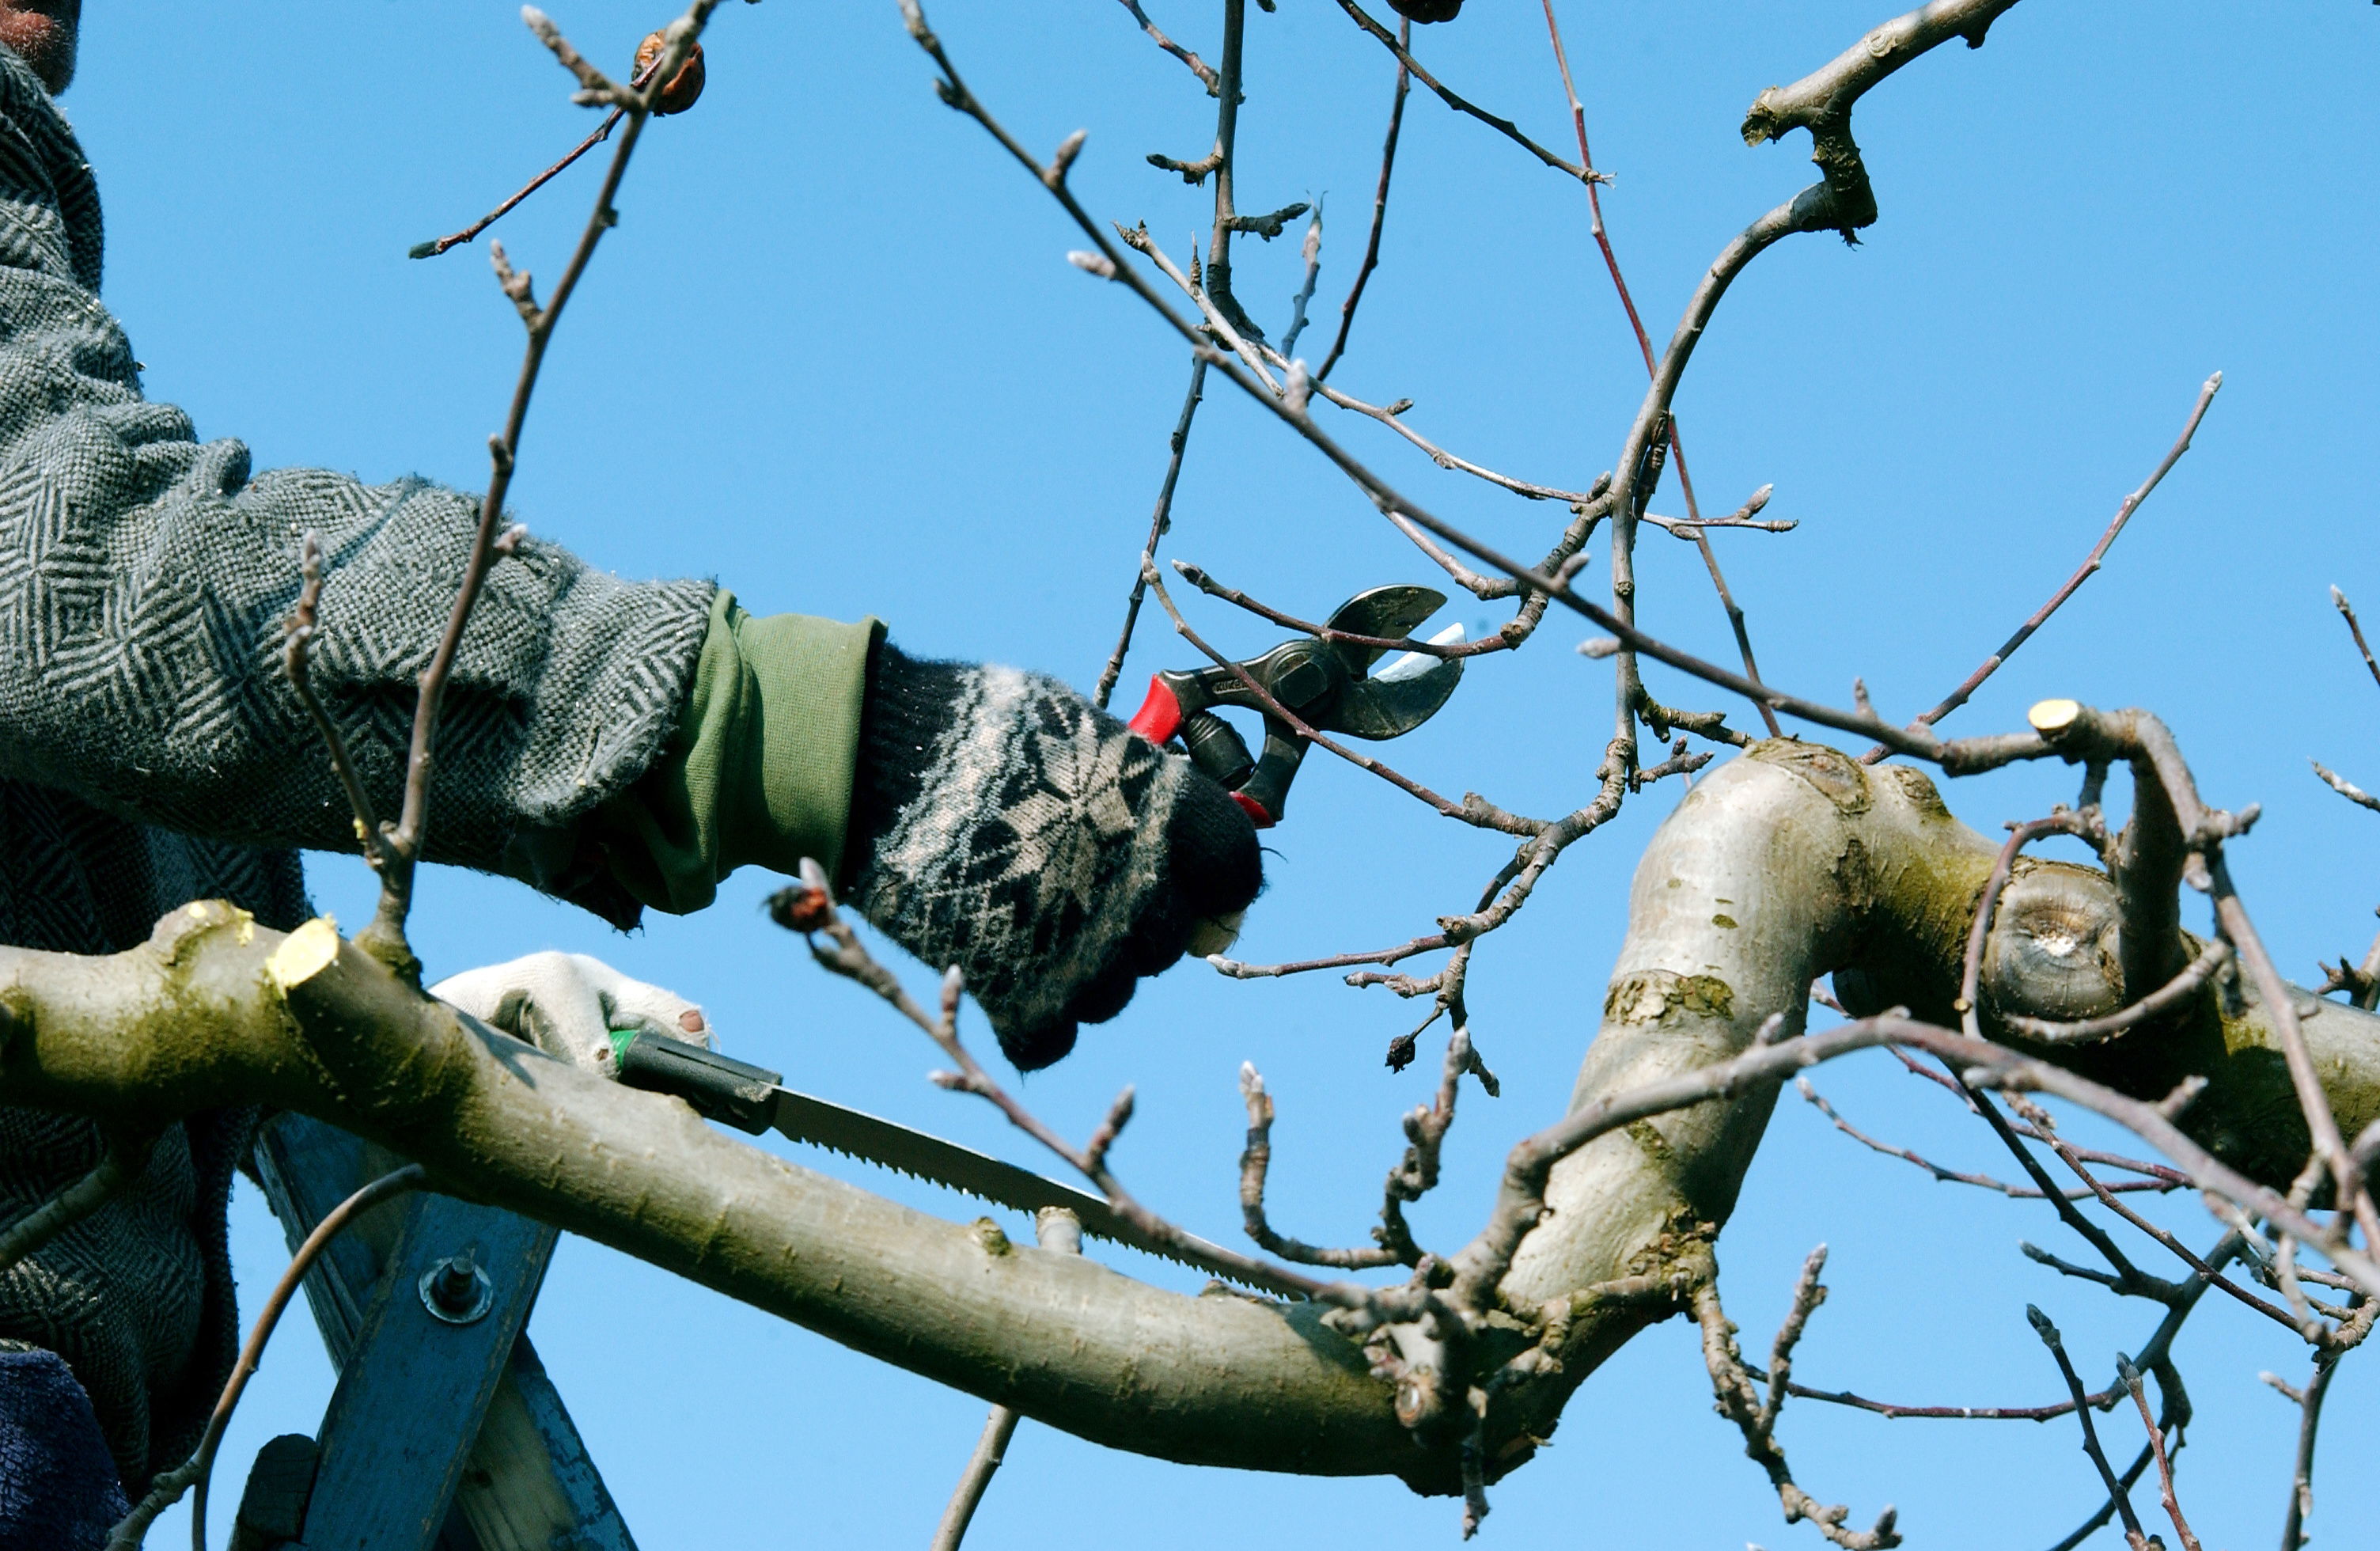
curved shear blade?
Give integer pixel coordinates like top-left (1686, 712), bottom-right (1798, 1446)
top-left (1323, 584), bottom-right (1448, 673)
top-left (1332, 648), bottom-right (1462, 739)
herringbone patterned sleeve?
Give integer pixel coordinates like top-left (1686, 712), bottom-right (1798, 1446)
top-left (0, 47), bottom-right (721, 1492)
top-left (0, 53), bottom-right (715, 882)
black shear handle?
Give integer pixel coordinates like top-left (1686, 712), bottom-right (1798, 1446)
top-left (1125, 674), bottom-right (1294, 827)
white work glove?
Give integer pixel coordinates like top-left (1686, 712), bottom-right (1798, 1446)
top-left (432, 951), bottom-right (712, 1078)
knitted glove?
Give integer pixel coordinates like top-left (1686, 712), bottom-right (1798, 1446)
top-left (433, 952), bottom-right (714, 1076)
top-left (841, 644), bottom-right (1263, 1071)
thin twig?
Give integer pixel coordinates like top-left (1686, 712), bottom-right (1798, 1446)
top-left (1753, 1236), bottom-right (2229, 1441)
top-left (1309, 380), bottom-right (1602, 505)
top-left (354, 6), bottom-right (731, 970)
top-left (1093, 355), bottom-right (1207, 708)
top-left (2276, 1352), bottom-right (2339, 1550)
top-left (1317, 17), bottom-right (1408, 382)
top-left (1199, 0), bottom-right (1258, 340)
top-left (2028, 1305), bottom-right (2151, 1549)
top-left (108, 1165), bottom-right (427, 1551)
top-left (0, 1128), bottom-right (157, 1276)
top-left (2033, 1101), bottom-right (2310, 1337)
top-left (1694, 1265), bottom-right (1900, 1549)
top-left (1279, 200), bottom-right (1323, 358)
top-left (1112, 0), bottom-right (1219, 93)
top-left (1217, 760), bottom-right (1625, 982)
top-left (2329, 584), bottom-right (2380, 693)
top-left (1540, 0), bottom-right (1783, 734)
top-left (1174, 561), bottom-right (1510, 658)
top-left (2001, 937), bottom-right (2233, 1045)
top-left (282, 533), bottom-right (386, 869)
top-left (1796, 1079), bottom-right (2174, 1198)
top-left (2117, 1355), bottom-right (2201, 1551)
top-left (404, 51), bottom-right (661, 260)
top-left (2311, 760), bottom-right (2380, 814)
top-left (1872, 372), bottom-right (2221, 758)
top-left (1336, 0), bottom-right (1595, 184)
top-left (930, 1208), bottom-right (1083, 1550)
top-left (1239, 1026), bottom-right (1475, 1269)
top-left (781, 859), bottom-right (1336, 1301)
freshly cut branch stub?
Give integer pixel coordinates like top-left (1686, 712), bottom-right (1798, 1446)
top-left (2028, 698), bottom-right (2082, 735)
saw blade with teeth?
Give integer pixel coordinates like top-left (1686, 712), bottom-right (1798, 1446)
top-left (760, 1088), bottom-right (1306, 1298)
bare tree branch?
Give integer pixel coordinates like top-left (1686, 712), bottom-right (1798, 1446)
top-left (0, 1127), bottom-right (156, 1276)
top-left (1316, 19), bottom-right (1408, 382)
top-left (931, 1208), bottom-right (1084, 1551)
top-left (1093, 355), bottom-right (1207, 709)
top-left (2029, 1305), bottom-right (2152, 1550)
top-left (108, 1164), bottom-right (426, 1549)
top-left (2312, 759), bottom-right (2380, 814)
top-left (1336, 1), bottom-right (1596, 184)
top-left (1872, 371), bottom-right (2221, 757)
top-left (1112, 0), bottom-right (1220, 94)
top-left (1696, 1254), bottom-right (1901, 1549)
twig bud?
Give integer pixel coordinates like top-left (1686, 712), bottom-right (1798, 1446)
top-left (1084, 1085), bottom-right (1136, 1174)
top-left (1067, 249), bottom-right (1117, 280)
top-left (2155, 1073), bottom-right (2208, 1121)
top-left (1049, 128), bottom-right (1088, 186)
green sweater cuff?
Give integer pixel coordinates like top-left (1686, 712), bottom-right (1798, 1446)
top-left (601, 590), bottom-right (882, 915)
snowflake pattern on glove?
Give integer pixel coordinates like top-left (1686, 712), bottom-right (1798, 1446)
top-left (851, 666), bottom-right (1184, 1047)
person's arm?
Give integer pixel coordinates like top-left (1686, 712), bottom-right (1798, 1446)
top-left (599, 617), bottom-right (1264, 1070)
top-left (0, 53), bottom-right (1261, 1060)
top-left (0, 57), bottom-right (715, 922)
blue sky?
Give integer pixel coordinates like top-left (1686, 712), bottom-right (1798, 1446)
top-left (70, 2), bottom-right (2378, 1546)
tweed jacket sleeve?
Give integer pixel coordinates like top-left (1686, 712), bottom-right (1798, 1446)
top-left (0, 57), bottom-right (714, 890)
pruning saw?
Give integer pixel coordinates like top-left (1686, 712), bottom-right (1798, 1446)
top-left (606, 1028), bottom-right (1309, 1298)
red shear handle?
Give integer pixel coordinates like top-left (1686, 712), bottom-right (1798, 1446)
top-left (1129, 677), bottom-right (1275, 828)
top-left (1126, 675), bottom-right (1185, 746)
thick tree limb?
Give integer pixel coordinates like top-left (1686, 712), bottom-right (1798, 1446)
top-left (3, 737), bottom-right (2373, 1496)
top-left (0, 904), bottom-right (1415, 1485)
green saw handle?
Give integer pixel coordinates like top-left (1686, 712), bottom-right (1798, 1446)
top-left (612, 1029), bottom-right (783, 1136)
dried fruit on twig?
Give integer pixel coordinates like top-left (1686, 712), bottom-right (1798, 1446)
top-left (767, 884), bottom-right (834, 934)
top-left (1385, 0), bottom-right (1463, 21)
top-left (635, 31), bottom-right (707, 115)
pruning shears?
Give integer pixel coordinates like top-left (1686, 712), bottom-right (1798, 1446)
top-left (1124, 584), bottom-right (1465, 827)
